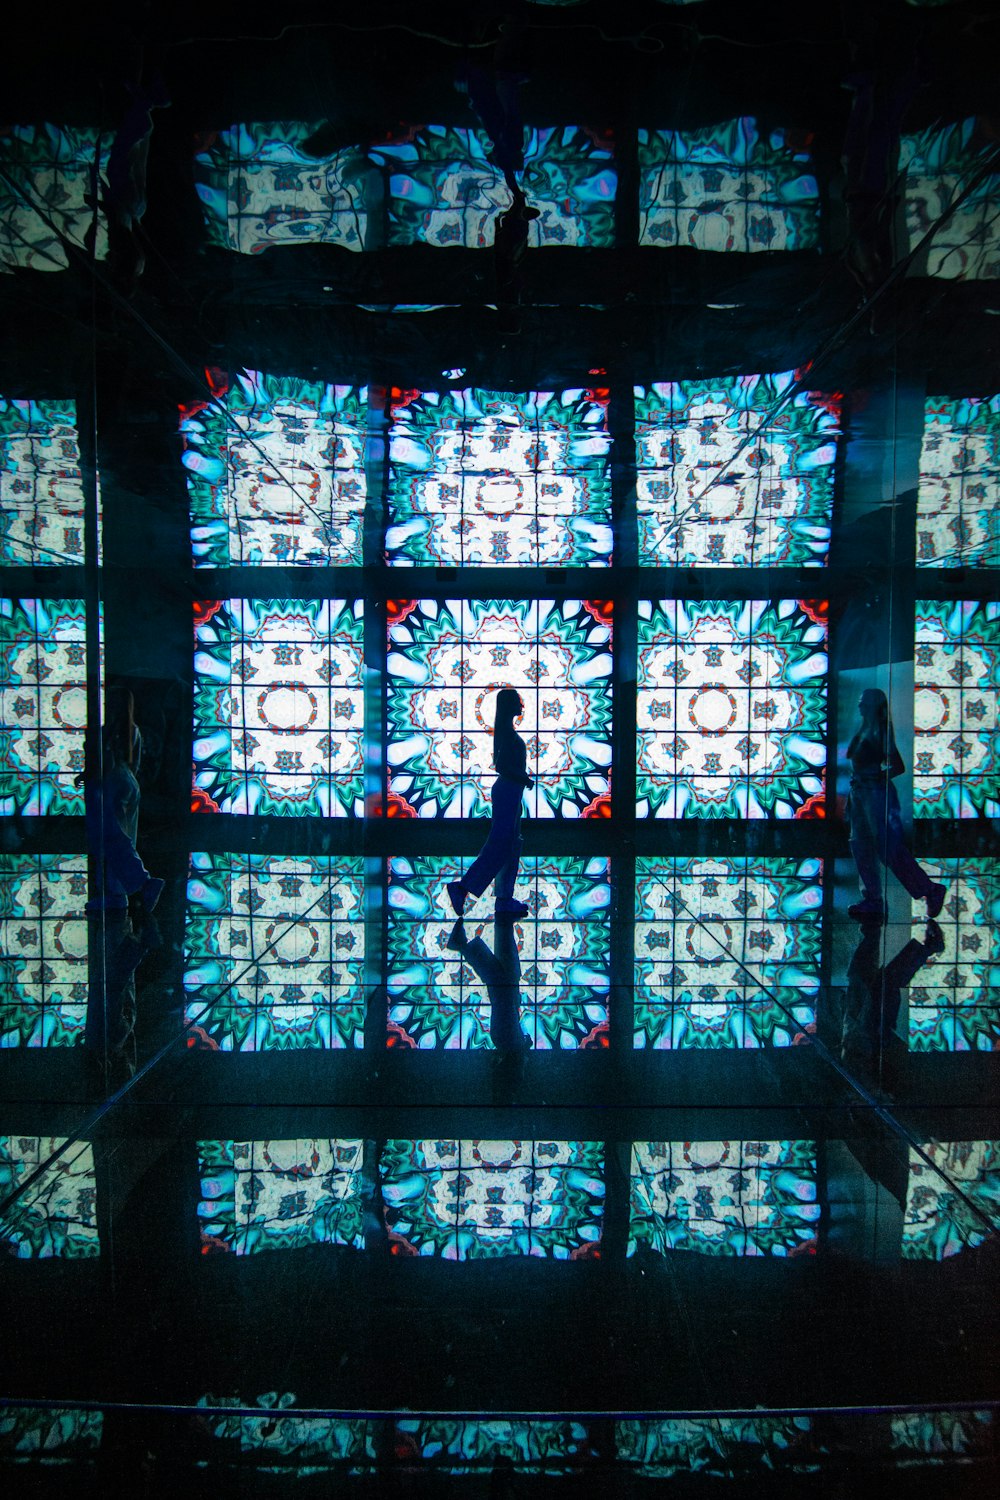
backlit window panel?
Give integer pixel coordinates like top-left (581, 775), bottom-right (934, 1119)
top-left (0, 855), bottom-right (88, 1047)
top-left (917, 394), bottom-right (1000, 568)
top-left (907, 859), bottom-right (999, 1051)
top-left (0, 1137), bottom-right (98, 1258)
top-left (197, 1138), bottom-right (365, 1254)
top-left (196, 1396), bottom-right (375, 1469)
top-left (0, 125), bottom-right (109, 272)
top-left (394, 1418), bottom-right (594, 1474)
top-left (901, 119), bottom-right (1000, 280)
top-left (616, 1417), bottom-right (816, 1478)
top-left (0, 598), bottom-right (93, 816)
top-left (902, 1140), bottom-right (1000, 1258)
top-left (913, 600), bottom-right (999, 819)
top-left (0, 1407), bottom-right (103, 1465)
top-left (0, 398), bottom-right (93, 567)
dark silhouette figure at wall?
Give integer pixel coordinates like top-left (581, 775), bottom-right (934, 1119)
top-left (448, 915), bottom-right (530, 1103)
top-left (448, 687), bottom-right (533, 919)
top-left (842, 916), bottom-right (944, 1085)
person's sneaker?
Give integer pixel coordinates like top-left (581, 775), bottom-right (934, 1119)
top-left (924, 919), bottom-right (946, 955)
top-left (926, 883), bottom-right (947, 919)
top-left (495, 898), bottom-right (530, 919)
top-left (446, 881), bottom-right (467, 917)
top-left (445, 919), bottom-right (467, 952)
top-left (848, 897), bottom-right (886, 920)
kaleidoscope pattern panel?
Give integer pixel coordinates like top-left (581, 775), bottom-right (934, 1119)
top-left (0, 1407), bottom-right (103, 1466)
top-left (381, 1139), bottom-right (604, 1259)
top-left (0, 398), bottom-right (94, 567)
top-left (628, 1139), bottom-right (819, 1257)
top-left (616, 1417), bottom-right (817, 1478)
top-left (890, 1410), bottom-right (995, 1465)
top-left (197, 1397), bottom-right (375, 1468)
top-left (193, 122), bottom-right (368, 254)
top-left (634, 375), bottom-right (839, 567)
top-left (902, 1140), bottom-right (1000, 1259)
top-left (0, 855), bottom-right (89, 1047)
top-left (387, 856), bottom-right (610, 1050)
top-left (907, 859), bottom-right (999, 1051)
top-left (386, 387), bottom-right (612, 567)
top-left (0, 599), bottom-right (92, 816)
top-left (184, 853), bottom-right (365, 1050)
top-left (386, 598), bottom-right (612, 819)
top-left (0, 1137), bottom-right (98, 1258)
top-left (0, 125), bottom-right (109, 272)
top-left (180, 370), bottom-right (367, 567)
top-left (636, 599), bottom-right (828, 819)
top-left (197, 1139), bottom-right (365, 1255)
top-left (369, 126), bottom-right (615, 248)
top-left (394, 1419), bottom-right (594, 1474)
top-left (914, 600), bottom-right (999, 819)
top-left (917, 395), bottom-right (1000, 568)
top-left (634, 858), bottom-right (822, 1049)
top-left (638, 118), bottom-right (820, 252)
top-left (901, 120), bottom-right (1000, 279)
top-left (193, 598), bottom-right (364, 816)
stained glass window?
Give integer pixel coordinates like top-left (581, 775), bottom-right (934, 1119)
top-left (0, 855), bottom-right (88, 1047)
top-left (387, 855), bottom-right (610, 1050)
top-left (636, 598), bottom-right (827, 819)
top-left (386, 598), bottom-right (612, 819)
top-left (0, 598), bottom-right (94, 816)
top-left (192, 598), bottom-right (364, 817)
top-left (890, 1410), bottom-right (994, 1461)
top-left (394, 1418), bottom-right (593, 1473)
top-left (370, 126), bottom-right (615, 248)
top-left (913, 600), bottom-right (999, 819)
top-left (638, 119), bottom-right (819, 252)
top-left (195, 1396), bottom-right (376, 1470)
top-left (901, 120), bottom-right (1000, 280)
top-left (917, 395), bottom-right (1000, 568)
top-left (628, 1139), bottom-right (819, 1257)
top-left (386, 387), bottom-right (612, 567)
top-left (0, 1407), bottom-right (103, 1465)
top-left (193, 123), bottom-right (368, 254)
top-left (0, 398), bottom-right (94, 567)
top-left (0, 1137), bottom-right (98, 1258)
top-left (0, 125), bottom-right (109, 272)
top-left (634, 857), bottom-right (822, 1048)
top-left (907, 859), bottom-right (999, 1051)
top-left (634, 375), bottom-right (839, 567)
top-left (902, 1140), bottom-right (1000, 1258)
top-left (616, 1417), bottom-right (816, 1477)
top-left (184, 853), bottom-right (365, 1050)
top-left (197, 1138), bottom-right (365, 1254)
top-left (380, 1139), bottom-right (604, 1259)
top-left (180, 371), bottom-right (367, 567)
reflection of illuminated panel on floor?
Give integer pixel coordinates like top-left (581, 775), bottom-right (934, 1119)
top-left (196, 1139), bottom-right (365, 1254)
top-left (192, 598), bottom-right (364, 816)
top-left (381, 1139), bottom-right (604, 1259)
top-left (889, 1410), bottom-right (995, 1463)
top-left (636, 599), bottom-right (827, 819)
top-left (907, 859), bottom-right (999, 1050)
top-left (0, 398), bottom-right (96, 567)
top-left (184, 853), bottom-right (365, 1050)
top-left (0, 1137), bottom-right (98, 1258)
top-left (394, 1418), bottom-right (595, 1473)
top-left (914, 600), bottom-right (999, 819)
top-left (634, 375), bottom-right (839, 567)
top-left (0, 1407), bottom-right (103, 1466)
top-left (628, 1140), bottom-right (819, 1256)
top-left (634, 858), bottom-right (821, 1049)
top-left (180, 370), bottom-right (367, 567)
top-left (902, 1141), bottom-right (1000, 1259)
top-left (387, 855), bottom-right (610, 1050)
top-left (901, 119), bottom-right (1000, 280)
top-left (0, 855), bottom-right (88, 1046)
top-left (616, 1416), bottom-right (818, 1477)
top-left (195, 1398), bottom-right (375, 1470)
top-left (0, 124), bottom-right (110, 271)
top-left (386, 598), bottom-right (612, 819)
top-left (386, 387), bottom-right (612, 567)
top-left (917, 395), bottom-right (1000, 569)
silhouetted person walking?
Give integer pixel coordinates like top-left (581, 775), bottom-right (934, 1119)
top-left (448, 687), bottom-right (533, 920)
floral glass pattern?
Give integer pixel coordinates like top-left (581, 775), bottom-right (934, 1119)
top-left (394, 1418), bottom-right (594, 1474)
top-left (634, 857), bottom-right (822, 1048)
top-left (192, 598), bottom-right (364, 817)
top-left (0, 1137), bottom-right (98, 1258)
top-left (907, 859), bottom-right (999, 1051)
top-left (628, 1139), bottom-right (819, 1257)
top-left (386, 387), bottom-right (612, 567)
top-left (197, 1138), bottom-right (365, 1254)
top-left (180, 370), bottom-right (367, 567)
top-left (616, 1417), bottom-right (817, 1477)
top-left (913, 599), bottom-right (999, 819)
top-left (638, 118), bottom-right (819, 252)
top-left (0, 125), bottom-right (109, 272)
top-left (0, 1407), bottom-right (103, 1465)
top-left (0, 398), bottom-right (93, 567)
top-left (386, 598), bottom-right (612, 819)
top-left (0, 855), bottom-right (89, 1047)
top-left (387, 855), bottom-right (610, 1049)
top-left (901, 119), bottom-right (1000, 279)
top-left (636, 598), bottom-right (828, 818)
top-left (380, 1139), bottom-right (604, 1259)
top-left (634, 375), bottom-right (839, 567)
top-left (184, 853), bottom-right (365, 1050)
top-left (196, 1395), bottom-right (375, 1469)
top-left (917, 394), bottom-right (1000, 568)
top-left (0, 598), bottom-right (92, 816)
top-left (902, 1140), bottom-right (1000, 1258)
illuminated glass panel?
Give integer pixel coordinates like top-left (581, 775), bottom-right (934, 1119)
top-left (638, 119), bottom-right (819, 252)
top-left (0, 125), bottom-right (109, 272)
top-left (907, 859), bottom-right (999, 1050)
top-left (0, 855), bottom-right (88, 1047)
top-left (0, 598), bottom-right (93, 816)
top-left (901, 120), bottom-right (1000, 279)
top-left (380, 1139), bottom-right (604, 1259)
top-left (386, 598), bottom-right (612, 819)
top-left (0, 1137), bottom-right (98, 1258)
top-left (369, 126), bottom-right (615, 247)
top-left (387, 855), bottom-right (610, 1050)
top-left (0, 398), bottom-right (93, 567)
top-left (902, 1140), bottom-right (1000, 1259)
top-left (394, 1418), bottom-right (593, 1473)
top-left (636, 598), bottom-right (827, 819)
top-left (184, 853), bottom-right (365, 1050)
top-left (192, 598), bottom-right (364, 816)
top-left (193, 122), bottom-right (367, 254)
top-left (196, 1397), bottom-right (375, 1469)
top-left (628, 1139), bottom-right (819, 1257)
top-left (197, 1139), bottom-right (364, 1254)
top-left (890, 1410), bottom-right (994, 1461)
top-left (634, 857), bottom-right (822, 1049)
top-left (386, 387), bottom-right (612, 567)
top-left (634, 375), bottom-right (839, 567)
top-left (914, 600), bottom-right (999, 819)
top-left (616, 1417), bottom-right (816, 1477)
top-left (0, 1407), bottom-right (103, 1465)
top-left (180, 370), bottom-right (366, 567)
top-left (917, 394), bottom-right (1000, 568)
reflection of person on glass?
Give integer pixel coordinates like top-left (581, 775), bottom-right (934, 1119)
top-left (842, 915), bottom-right (944, 1072)
top-left (846, 689), bottom-right (946, 921)
top-left (448, 916), bottom-right (530, 1054)
top-left (448, 687), bottom-right (533, 920)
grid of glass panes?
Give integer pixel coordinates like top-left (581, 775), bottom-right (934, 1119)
top-left (0, 398), bottom-right (92, 567)
top-left (913, 599), bottom-right (999, 819)
top-left (916, 394), bottom-right (1000, 569)
top-left (0, 854), bottom-right (89, 1046)
top-left (0, 598), bottom-right (93, 816)
top-left (196, 1137), bottom-right (365, 1253)
top-left (0, 125), bottom-right (109, 272)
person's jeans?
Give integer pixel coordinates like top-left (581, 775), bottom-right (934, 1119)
top-left (463, 778), bottom-right (523, 901)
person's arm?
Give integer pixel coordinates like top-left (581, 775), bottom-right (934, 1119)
top-left (886, 743), bottom-right (905, 779)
